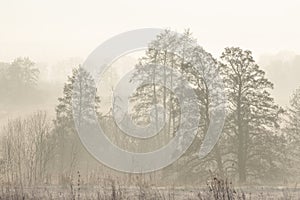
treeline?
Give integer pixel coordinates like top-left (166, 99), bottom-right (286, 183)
top-left (0, 58), bottom-right (39, 105)
top-left (0, 29), bottom-right (300, 188)
top-left (128, 30), bottom-right (295, 185)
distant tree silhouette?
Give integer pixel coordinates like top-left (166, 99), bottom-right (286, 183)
top-left (0, 57), bottom-right (39, 104)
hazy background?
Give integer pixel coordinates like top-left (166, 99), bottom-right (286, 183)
top-left (0, 0), bottom-right (300, 118)
top-left (1, 2), bottom-right (300, 195)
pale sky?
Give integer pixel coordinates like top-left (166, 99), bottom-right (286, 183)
top-left (1, 0), bottom-right (300, 63)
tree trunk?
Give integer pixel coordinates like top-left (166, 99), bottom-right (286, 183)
top-left (237, 81), bottom-right (246, 184)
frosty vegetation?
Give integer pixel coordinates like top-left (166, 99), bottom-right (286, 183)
top-left (0, 29), bottom-right (300, 199)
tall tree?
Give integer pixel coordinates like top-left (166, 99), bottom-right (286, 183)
top-left (53, 66), bottom-right (100, 183)
top-left (219, 47), bottom-right (284, 183)
top-left (129, 30), bottom-right (225, 183)
top-left (130, 30), bottom-right (182, 150)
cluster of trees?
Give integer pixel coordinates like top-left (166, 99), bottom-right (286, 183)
top-left (0, 29), bottom-right (300, 187)
top-left (128, 30), bottom-right (298, 184)
top-left (0, 67), bottom-right (112, 187)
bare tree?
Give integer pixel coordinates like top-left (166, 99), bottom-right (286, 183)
top-left (0, 111), bottom-right (54, 187)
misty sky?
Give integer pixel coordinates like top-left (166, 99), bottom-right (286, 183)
top-left (1, 0), bottom-right (300, 108)
top-left (1, 0), bottom-right (300, 63)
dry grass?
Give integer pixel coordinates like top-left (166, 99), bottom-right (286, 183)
top-left (0, 177), bottom-right (299, 200)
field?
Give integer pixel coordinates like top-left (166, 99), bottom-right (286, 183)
top-left (1, 178), bottom-right (299, 200)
